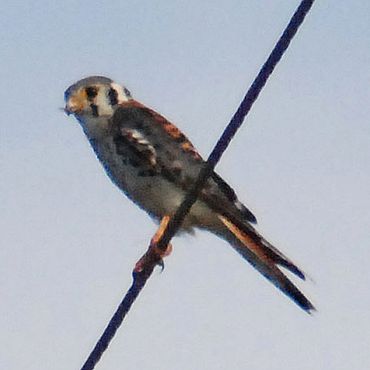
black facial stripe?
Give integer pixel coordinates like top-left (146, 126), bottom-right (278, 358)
top-left (108, 88), bottom-right (119, 106)
top-left (86, 86), bottom-right (98, 100)
top-left (90, 103), bottom-right (99, 117)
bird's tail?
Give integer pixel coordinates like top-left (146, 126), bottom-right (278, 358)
top-left (216, 215), bottom-right (315, 312)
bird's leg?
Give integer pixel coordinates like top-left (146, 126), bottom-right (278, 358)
top-left (134, 215), bottom-right (173, 273)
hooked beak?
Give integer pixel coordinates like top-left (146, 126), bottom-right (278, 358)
top-left (64, 95), bottom-right (84, 116)
top-left (64, 101), bottom-right (80, 115)
top-left (63, 105), bottom-right (73, 115)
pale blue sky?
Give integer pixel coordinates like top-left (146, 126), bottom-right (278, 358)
top-left (2, 1), bottom-right (370, 369)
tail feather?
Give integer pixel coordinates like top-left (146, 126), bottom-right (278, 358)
top-left (218, 215), bottom-right (315, 313)
top-left (203, 196), bottom-right (305, 279)
top-left (252, 233), bottom-right (306, 280)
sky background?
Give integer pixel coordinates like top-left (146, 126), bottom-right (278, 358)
top-left (1, 1), bottom-right (370, 369)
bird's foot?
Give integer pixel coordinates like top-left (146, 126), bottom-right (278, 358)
top-left (134, 242), bottom-right (173, 273)
top-left (134, 215), bottom-right (173, 273)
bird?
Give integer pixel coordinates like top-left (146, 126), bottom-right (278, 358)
top-left (64, 75), bottom-right (314, 312)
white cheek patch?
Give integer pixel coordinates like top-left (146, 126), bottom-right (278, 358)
top-left (95, 90), bottom-right (114, 116)
top-left (111, 83), bottom-right (131, 102)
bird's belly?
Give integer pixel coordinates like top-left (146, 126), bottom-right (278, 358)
top-left (93, 137), bottom-right (214, 228)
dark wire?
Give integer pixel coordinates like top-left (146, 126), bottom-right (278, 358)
top-left (80, 1), bottom-right (315, 369)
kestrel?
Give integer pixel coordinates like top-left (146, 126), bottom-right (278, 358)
top-left (64, 76), bottom-right (314, 312)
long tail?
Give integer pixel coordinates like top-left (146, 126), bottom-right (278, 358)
top-left (217, 215), bottom-right (315, 313)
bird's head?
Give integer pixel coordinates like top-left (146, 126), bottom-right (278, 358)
top-left (64, 76), bottom-right (132, 119)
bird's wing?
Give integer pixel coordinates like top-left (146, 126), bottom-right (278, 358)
top-left (111, 101), bottom-right (257, 224)
top-left (112, 126), bottom-right (158, 173)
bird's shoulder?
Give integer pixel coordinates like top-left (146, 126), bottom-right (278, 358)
top-left (110, 100), bottom-right (202, 163)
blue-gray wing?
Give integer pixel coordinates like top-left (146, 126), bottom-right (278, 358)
top-left (111, 102), bottom-right (257, 224)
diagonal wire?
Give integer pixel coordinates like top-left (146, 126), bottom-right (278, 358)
top-left (80, 1), bottom-right (315, 369)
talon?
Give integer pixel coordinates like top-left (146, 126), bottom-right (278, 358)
top-left (133, 216), bottom-right (173, 274)
top-left (157, 259), bottom-right (165, 271)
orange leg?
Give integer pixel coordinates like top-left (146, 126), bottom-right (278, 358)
top-left (134, 216), bottom-right (173, 273)
top-left (150, 215), bottom-right (171, 246)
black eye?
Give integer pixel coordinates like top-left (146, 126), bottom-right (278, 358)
top-left (85, 86), bottom-right (98, 99)
top-left (108, 88), bottom-right (118, 106)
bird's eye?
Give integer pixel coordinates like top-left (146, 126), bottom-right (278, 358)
top-left (108, 88), bottom-right (119, 106)
top-left (85, 86), bottom-right (98, 99)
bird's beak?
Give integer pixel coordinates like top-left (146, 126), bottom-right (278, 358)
top-left (64, 105), bottom-right (73, 115)
top-left (64, 102), bottom-right (79, 115)
top-left (64, 95), bottom-right (84, 115)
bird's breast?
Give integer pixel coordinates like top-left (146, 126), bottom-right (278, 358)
top-left (83, 129), bottom-right (218, 231)
top-left (88, 135), bottom-right (188, 218)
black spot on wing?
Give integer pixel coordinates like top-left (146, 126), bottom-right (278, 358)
top-left (211, 172), bottom-right (238, 201)
top-left (211, 172), bottom-right (257, 224)
top-left (112, 128), bottom-right (157, 171)
top-left (159, 167), bottom-right (178, 184)
top-left (138, 169), bottom-right (157, 177)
